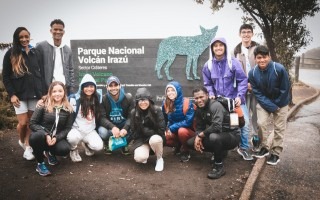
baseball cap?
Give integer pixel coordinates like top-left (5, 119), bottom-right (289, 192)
top-left (106, 76), bottom-right (120, 86)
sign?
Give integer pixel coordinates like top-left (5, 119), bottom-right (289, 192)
top-left (70, 26), bottom-right (217, 105)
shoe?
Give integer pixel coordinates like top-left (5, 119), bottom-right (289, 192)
top-left (23, 146), bottom-right (35, 160)
top-left (237, 148), bottom-right (253, 161)
top-left (121, 146), bottom-right (131, 155)
top-left (104, 144), bottom-right (112, 155)
top-left (253, 147), bottom-right (270, 159)
top-left (155, 158), bottom-right (164, 172)
top-left (82, 142), bottom-right (94, 156)
top-left (44, 151), bottom-right (59, 165)
top-left (36, 162), bottom-right (51, 176)
top-left (180, 152), bottom-right (191, 162)
top-left (207, 163), bottom-right (226, 179)
top-left (70, 149), bottom-right (82, 162)
top-left (252, 145), bottom-right (261, 153)
top-left (173, 147), bottom-right (181, 155)
top-left (142, 160), bottom-right (147, 164)
top-left (267, 154), bottom-right (280, 165)
top-left (18, 140), bottom-right (26, 150)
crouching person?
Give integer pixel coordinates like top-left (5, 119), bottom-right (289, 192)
top-left (187, 87), bottom-right (241, 179)
top-left (29, 81), bottom-right (73, 176)
top-left (130, 88), bottom-right (166, 172)
top-left (67, 74), bottom-right (103, 162)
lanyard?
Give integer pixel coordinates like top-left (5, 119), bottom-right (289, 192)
top-left (51, 107), bottom-right (61, 137)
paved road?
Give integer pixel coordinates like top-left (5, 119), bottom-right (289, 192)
top-left (251, 69), bottom-right (320, 199)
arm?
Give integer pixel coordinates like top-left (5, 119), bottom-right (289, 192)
top-left (168, 102), bottom-right (195, 133)
top-left (274, 65), bottom-right (290, 106)
top-left (2, 50), bottom-right (16, 98)
top-left (29, 106), bottom-right (48, 132)
top-left (248, 69), bottom-right (278, 112)
top-left (202, 63), bottom-right (216, 97)
top-left (122, 94), bottom-right (134, 131)
top-left (202, 102), bottom-right (224, 136)
top-left (55, 111), bottom-right (73, 142)
top-left (99, 96), bottom-right (116, 129)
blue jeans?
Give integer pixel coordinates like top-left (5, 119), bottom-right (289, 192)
top-left (239, 104), bottom-right (250, 150)
top-left (98, 126), bottom-right (132, 144)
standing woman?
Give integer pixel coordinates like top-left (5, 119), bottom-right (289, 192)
top-left (29, 81), bottom-right (73, 176)
top-left (2, 27), bottom-right (44, 160)
top-left (130, 88), bottom-right (166, 172)
top-left (67, 74), bottom-right (103, 162)
top-left (162, 81), bottom-right (196, 162)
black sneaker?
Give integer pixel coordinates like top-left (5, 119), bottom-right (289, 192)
top-left (253, 147), bottom-right (269, 159)
top-left (207, 163), bottom-right (226, 179)
top-left (104, 144), bottom-right (112, 155)
top-left (267, 154), bottom-right (280, 165)
top-left (180, 152), bottom-right (190, 162)
top-left (44, 151), bottom-right (59, 165)
top-left (237, 148), bottom-right (254, 161)
top-left (121, 146), bottom-right (131, 155)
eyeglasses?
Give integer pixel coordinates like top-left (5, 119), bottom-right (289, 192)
top-left (241, 31), bottom-right (252, 34)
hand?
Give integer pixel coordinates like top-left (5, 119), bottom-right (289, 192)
top-left (194, 136), bottom-right (204, 153)
top-left (36, 99), bottom-right (44, 108)
top-left (247, 83), bottom-right (252, 92)
top-left (165, 129), bottom-right (172, 136)
top-left (112, 127), bottom-right (120, 138)
top-left (46, 135), bottom-right (56, 146)
top-left (235, 97), bottom-right (241, 107)
top-left (119, 129), bottom-right (127, 137)
top-left (11, 95), bottom-right (20, 108)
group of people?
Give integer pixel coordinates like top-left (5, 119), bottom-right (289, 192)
top-left (2, 20), bottom-right (290, 180)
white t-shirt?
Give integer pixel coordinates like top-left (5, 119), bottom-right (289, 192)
top-left (52, 46), bottom-right (66, 84)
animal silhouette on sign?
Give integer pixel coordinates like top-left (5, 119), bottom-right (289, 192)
top-left (155, 26), bottom-right (218, 80)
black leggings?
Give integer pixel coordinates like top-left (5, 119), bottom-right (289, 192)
top-left (29, 130), bottom-right (71, 163)
top-left (187, 131), bottom-right (240, 163)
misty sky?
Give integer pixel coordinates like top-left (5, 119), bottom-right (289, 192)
top-left (1, 0), bottom-right (319, 69)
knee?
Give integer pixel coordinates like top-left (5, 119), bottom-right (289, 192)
top-left (55, 141), bottom-right (71, 156)
top-left (29, 131), bottom-right (45, 147)
top-left (89, 139), bottom-right (104, 151)
top-left (209, 133), bottom-right (220, 144)
top-left (67, 130), bottom-right (81, 145)
top-left (98, 126), bottom-right (110, 141)
top-left (134, 151), bottom-right (148, 163)
top-left (149, 135), bottom-right (163, 145)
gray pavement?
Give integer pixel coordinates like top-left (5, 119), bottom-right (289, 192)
top-left (241, 68), bottom-right (320, 200)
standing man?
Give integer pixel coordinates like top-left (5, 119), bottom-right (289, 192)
top-left (202, 37), bottom-right (253, 161)
top-left (36, 19), bottom-right (75, 95)
top-left (249, 45), bottom-right (290, 165)
top-left (187, 87), bottom-right (241, 179)
top-left (98, 76), bottom-right (133, 155)
top-left (234, 24), bottom-right (260, 152)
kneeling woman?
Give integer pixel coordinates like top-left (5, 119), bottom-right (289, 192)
top-left (67, 74), bottom-right (103, 162)
top-left (29, 81), bottom-right (73, 176)
top-left (130, 88), bottom-right (166, 172)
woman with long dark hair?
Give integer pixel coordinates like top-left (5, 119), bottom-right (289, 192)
top-left (67, 74), bottom-right (103, 162)
top-left (2, 27), bottom-right (44, 160)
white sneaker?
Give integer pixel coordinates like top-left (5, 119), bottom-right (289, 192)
top-left (18, 140), bottom-right (26, 150)
top-left (82, 142), bottom-right (94, 156)
top-left (23, 146), bottom-right (35, 160)
top-left (70, 149), bottom-right (82, 162)
top-left (155, 158), bottom-right (164, 172)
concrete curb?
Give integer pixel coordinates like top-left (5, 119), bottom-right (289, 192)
top-left (239, 85), bottom-right (320, 200)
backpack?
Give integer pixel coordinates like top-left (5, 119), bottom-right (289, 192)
top-left (215, 96), bottom-right (245, 128)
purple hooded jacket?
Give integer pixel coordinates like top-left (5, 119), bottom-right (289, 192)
top-left (202, 37), bottom-right (248, 104)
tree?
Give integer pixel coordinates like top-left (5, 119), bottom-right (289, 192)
top-left (195, 0), bottom-right (320, 70)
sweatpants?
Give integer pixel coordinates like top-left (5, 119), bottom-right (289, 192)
top-left (134, 135), bottom-right (163, 163)
top-left (67, 128), bottom-right (103, 151)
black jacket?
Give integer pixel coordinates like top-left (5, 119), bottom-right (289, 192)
top-left (29, 106), bottom-right (73, 142)
top-left (195, 99), bottom-right (239, 137)
top-left (2, 48), bottom-right (44, 100)
top-left (130, 105), bottom-right (166, 150)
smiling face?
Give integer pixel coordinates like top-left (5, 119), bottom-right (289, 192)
top-left (50, 23), bottom-right (65, 45)
top-left (83, 84), bottom-right (95, 97)
top-left (51, 84), bottom-right (65, 105)
top-left (212, 41), bottom-right (225, 60)
top-left (19, 30), bottom-right (30, 48)
top-left (138, 98), bottom-right (150, 110)
top-left (107, 82), bottom-right (120, 98)
top-left (193, 90), bottom-right (209, 108)
top-left (166, 87), bottom-right (177, 101)
top-left (240, 28), bottom-right (253, 45)
top-left (255, 54), bottom-right (271, 70)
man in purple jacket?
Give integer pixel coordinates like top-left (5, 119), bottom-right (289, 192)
top-left (202, 37), bottom-right (253, 161)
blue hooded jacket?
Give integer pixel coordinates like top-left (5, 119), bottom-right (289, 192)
top-left (162, 81), bottom-right (195, 133)
top-left (202, 37), bottom-right (248, 104)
